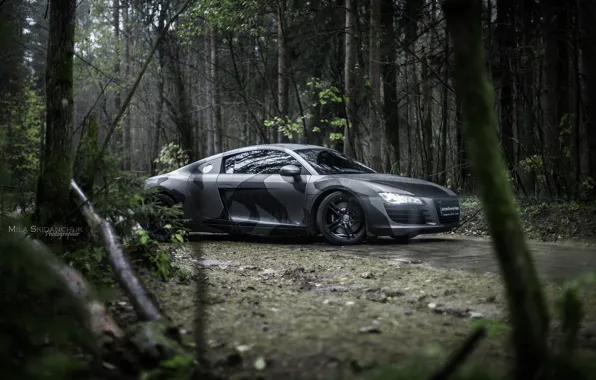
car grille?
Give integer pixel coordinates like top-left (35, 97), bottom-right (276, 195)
top-left (434, 199), bottom-right (460, 225)
top-left (385, 205), bottom-right (427, 225)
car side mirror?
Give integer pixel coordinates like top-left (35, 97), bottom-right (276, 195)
top-left (280, 164), bottom-right (301, 180)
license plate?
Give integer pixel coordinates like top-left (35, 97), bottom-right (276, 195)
top-left (439, 205), bottom-right (459, 216)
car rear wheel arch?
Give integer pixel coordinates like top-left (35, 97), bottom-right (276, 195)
top-left (144, 188), bottom-right (180, 205)
top-left (156, 192), bottom-right (176, 206)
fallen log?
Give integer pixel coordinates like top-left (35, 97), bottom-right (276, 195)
top-left (71, 180), bottom-right (162, 322)
top-left (70, 180), bottom-right (193, 373)
top-left (24, 236), bottom-right (123, 342)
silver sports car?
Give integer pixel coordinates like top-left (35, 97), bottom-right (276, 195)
top-left (144, 144), bottom-right (460, 245)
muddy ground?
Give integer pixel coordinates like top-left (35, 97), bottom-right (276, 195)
top-left (109, 235), bottom-right (596, 379)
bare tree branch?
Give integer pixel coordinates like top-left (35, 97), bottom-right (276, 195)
top-left (95, 0), bottom-right (194, 167)
top-left (429, 326), bottom-right (487, 380)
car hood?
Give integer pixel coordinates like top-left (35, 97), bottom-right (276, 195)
top-left (332, 173), bottom-right (457, 198)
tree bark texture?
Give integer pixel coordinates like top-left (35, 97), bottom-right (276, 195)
top-left (35, 0), bottom-right (77, 227)
top-left (579, 0), bottom-right (596, 194)
top-left (381, 0), bottom-right (400, 173)
top-left (211, 30), bottom-right (223, 154)
top-left (369, 0), bottom-right (383, 171)
top-left (542, 0), bottom-right (570, 197)
top-left (277, 0), bottom-right (289, 144)
top-left (113, 0), bottom-right (122, 160)
top-left (343, 0), bottom-right (356, 158)
top-left (496, 0), bottom-right (515, 170)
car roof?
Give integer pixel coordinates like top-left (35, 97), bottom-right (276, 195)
top-left (221, 143), bottom-right (330, 155)
top-left (249, 143), bottom-right (327, 151)
top-left (188, 144), bottom-right (333, 168)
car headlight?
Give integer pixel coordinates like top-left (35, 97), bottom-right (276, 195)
top-left (378, 192), bottom-right (423, 205)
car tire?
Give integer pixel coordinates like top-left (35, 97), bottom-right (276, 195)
top-left (145, 193), bottom-right (176, 243)
top-left (316, 191), bottom-right (366, 245)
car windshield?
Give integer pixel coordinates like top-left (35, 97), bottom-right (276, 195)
top-left (295, 148), bottom-right (376, 174)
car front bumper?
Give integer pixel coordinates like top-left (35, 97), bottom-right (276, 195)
top-left (365, 196), bottom-right (461, 237)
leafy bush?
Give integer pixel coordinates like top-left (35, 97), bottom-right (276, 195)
top-left (67, 144), bottom-right (189, 282)
top-left (64, 180), bottom-right (188, 283)
top-left (153, 143), bottom-right (189, 175)
top-left (453, 197), bottom-right (596, 242)
top-left (127, 228), bottom-right (188, 282)
top-left (63, 246), bottom-right (112, 284)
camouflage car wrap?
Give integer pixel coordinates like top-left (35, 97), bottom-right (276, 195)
top-left (144, 144), bottom-right (460, 242)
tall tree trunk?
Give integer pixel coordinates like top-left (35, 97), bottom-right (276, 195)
top-left (580, 0), bottom-right (596, 197)
top-left (421, 50), bottom-right (433, 180)
top-left (0, 0), bottom-right (24, 113)
top-left (496, 0), bottom-right (515, 171)
top-left (444, 3), bottom-right (550, 380)
top-left (168, 31), bottom-right (194, 162)
top-left (228, 36), bottom-right (269, 143)
top-left (112, 0), bottom-right (122, 160)
top-left (35, 0), bottom-right (77, 227)
top-left (152, 9), bottom-right (167, 174)
top-left (277, 0), bottom-right (289, 143)
top-left (211, 30), bottom-right (223, 154)
top-left (406, 68), bottom-right (413, 176)
top-left (519, 0), bottom-right (537, 196)
top-left (0, 0), bottom-right (24, 181)
top-left (158, 2), bottom-right (194, 162)
top-left (455, 93), bottom-right (468, 191)
top-left (205, 30), bottom-right (214, 156)
top-left (402, 0), bottom-right (423, 176)
top-left (173, 59), bottom-right (194, 161)
top-left (542, 0), bottom-right (570, 197)
top-left (369, 0), bottom-right (382, 171)
top-left (343, 0), bottom-right (356, 158)
top-left (151, 76), bottom-right (164, 176)
top-left (123, 0), bottom-right (132, 170)
top-left (382, 0), bottom-right (399, 173)
top-left (440, 25), bottom-right (449, 186)
top-left (572, 0), bottom-right (581, 198)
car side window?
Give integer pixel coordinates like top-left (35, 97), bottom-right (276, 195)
top-left (223, 150), bottom-right (300, 174)
top-left (254, 150), bottom-right (300, 174)
top-left (224, 155), bottom-right (235, 173)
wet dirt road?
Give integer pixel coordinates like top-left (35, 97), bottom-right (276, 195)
top-left (192, 234), bottom-right (596, 283)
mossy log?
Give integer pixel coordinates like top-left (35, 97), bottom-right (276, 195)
top-left (70, 180), bottom-right (162, 322)
top-left (15, 234), bottom-right (123, 343)
top-left (442, 0), bottom-right (550, 378)
top-left (70, 180), bottom-right (193, 372)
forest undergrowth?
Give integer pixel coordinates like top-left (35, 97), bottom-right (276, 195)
top-left (449, 197), bottom-right (596, 244)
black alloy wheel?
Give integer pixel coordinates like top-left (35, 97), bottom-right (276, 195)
top-left (316, 191), bottom-right (366, 245)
